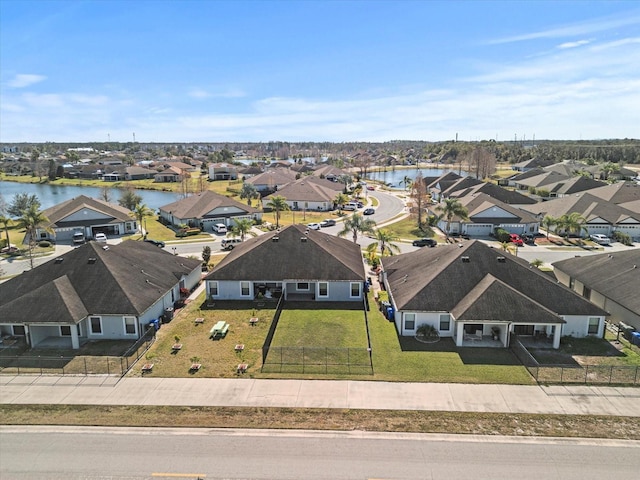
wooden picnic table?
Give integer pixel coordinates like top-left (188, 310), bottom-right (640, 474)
top-left (194, 317), bottom-right (204, 324)
top-left (237, 363), bottom-right (248, 374)
top-left (141, 363), bottom-right (154, 373)
top-left (235, 344), bottom-right (245, 352)
top-left (249, 317), bottom-right (259, 326)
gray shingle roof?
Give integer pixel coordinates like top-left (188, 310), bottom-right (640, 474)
top-left (206, 224), bottom-right (365, 282)
top-left (0, 241), bottom-right (201, 325)
top-left (42, 195), bottom-right (132, 226)
top-left (522, 193), bottom-right (640, 224)
top-left (263, 176), bottom-right (343, 203)
top-left (381, 241), bottom-right (606, 317)
top-left (158, 190), bottom-right (259, 218)
top-left (553, 250), bottom-right (640, 314)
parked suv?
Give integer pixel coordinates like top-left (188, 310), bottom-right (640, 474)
top-left (412, 238), bottom-right (437, 247)
top-left (72, 231), bottom-right (85, 245)
top-left (221, 238), bottom-right (242, 250)
top-left (509, 233), bottom-right (524, 246)
top-left (212, 223), bottom-right (228, 234)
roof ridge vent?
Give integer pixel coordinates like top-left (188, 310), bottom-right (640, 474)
top-left (496, 256), bottom-right (506, 263)
top-left (301, 237), bottom-right (307, 242)
top-left (461, 256), bottom-right (470, 263)
top-left (54, 257), bottom-right (64, 264)
top-left (272, 236), bottom-right (279, 242)
top-left (88, 257), bottom-right (97, 264)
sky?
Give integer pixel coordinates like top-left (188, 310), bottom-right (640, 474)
top-left (1, 0), bottom-right (639, 143)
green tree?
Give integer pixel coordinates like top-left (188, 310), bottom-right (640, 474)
top-left (239, 183), bottom-right (259, 207)
top-left (409, 172), bottom-right (429, 228)
top-left (266, 195), bottom-right (290, 228)
top-left (367, 229), bottom-right (400, 257)
top-left (47, 159), bottom-right (57, 180)
top-left (229, 218), bottom-right (254, 241)
top-left (17, 204), bottom-right (52, 269)
top-left (402, 175), bottom-right (412, 191)
top-left (337, 213), bottom-right (376, 243)
top-left (118, 186), bottom-right (143, 211)
top-left (0, 214), bottom-right (11, 249)
top-left (130, 203), bottom-right (153, 237)
top-left (541, 215), bottom-right (557, 239)
top-left (8, 193), bottom-right (41, 218)
top-left (530, 259), bottom-right (544, 269)
top-left (334, 192), bottom-right (349, 213)
top-left (558, 212), bottom-right (588, 240)
top-left (435, 198), bottom-right (469, 240)
top-left (202, 245), bottom-right (211, 269)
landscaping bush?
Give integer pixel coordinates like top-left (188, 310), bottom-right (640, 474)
top-left (38, 240), bottom-right (52, 248)
top-left (612, 231), bottom-right (633, 246)
top-left (176, 227), bottom-right (201, 237)
top-left (494, 228), bottom-right (510, 243)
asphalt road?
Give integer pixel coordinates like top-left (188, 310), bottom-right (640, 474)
top-left (1, 426), bottom-right (638, 480)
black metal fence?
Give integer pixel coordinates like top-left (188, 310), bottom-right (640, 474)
top-left (261, 346), bottom-right (373, 375)
top-left (0, 329), bottom-right (155, 377)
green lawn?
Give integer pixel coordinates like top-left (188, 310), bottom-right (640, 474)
top-left (377, 217), bottom-right (445, 242)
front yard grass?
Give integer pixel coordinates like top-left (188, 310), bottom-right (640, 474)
top-left (374, 216), bottom-right (445, 243)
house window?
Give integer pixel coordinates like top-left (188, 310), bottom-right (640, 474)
top-left (90, 316), bottom-right (102, 335)
top-left (297, 282), bottom-right (310, 291)
top-left (350, 282), bottom-right (361, 298)
top-left (583, 286), bottom-right (591, 300)
top-left (124, 316), bottom-right (136, 335)
top-left (318, 282), bottom-right (328, 297)
top-left (404, 313), bottom-right (416, 330)
top-left (240, 281), bottom-right (250, 296)
top-left (13, 325), bottom-right (26, 336)
top-left (588, 317), bottom-right (600, 335)
top-left (60, 326), bottom-right (71, 336)
top-left (210, 281), bottom-right (219, 297)
top-left (439, 314), bottom-right (451, 331)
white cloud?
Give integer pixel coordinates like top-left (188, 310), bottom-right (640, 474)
top-left (7, 74), bottom-right (46, 88)
top-left (490, 11), bottom-right (640, 44)
top-left (557, 39), bottom-right (591, 49)
top-left (188, 87), bottom-right (246, 99)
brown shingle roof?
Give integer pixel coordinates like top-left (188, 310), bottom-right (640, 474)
top-left (158, 190), bottom-right (259, 219)
top-left (42, 195), bottom-right (132, 226)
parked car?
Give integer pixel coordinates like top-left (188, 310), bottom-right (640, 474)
top-left (509, 233), bottom-right (524, 247)
top-left (212, 223), bottom-right (227, 234)
top-left (307, 223), bottom-right (321, 230)
top-left (72, 231), bottom-right (85, 245)
top-left (221, 238), bottom-right (242, 250)
top-left (366, 185), bottom-right (375, 191)
top-left (342, 203), bottom-right (357, 211)
top-left (94, 233), bottom-right (107, 243)
top-left (590, 233), bottom-right (612, 245)
top-left (144, 239), bottom-right (165, 248)
top-left (320, 219), bottom-right (336, 227)
top-left (522, 234), bottom-right (536, 245)
top-left (412, 238), bottom-right (437, 247)
top-left (363, 208), bottom-right (375, 215)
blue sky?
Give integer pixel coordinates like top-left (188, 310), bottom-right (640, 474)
top-left (1, 0), bottom-right (639, 143)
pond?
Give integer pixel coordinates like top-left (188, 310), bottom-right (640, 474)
top-left (0, 181), bottom-right (181, 211)
top-left (364, 167), bottom-right (467, 189)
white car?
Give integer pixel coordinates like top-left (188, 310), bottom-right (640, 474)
top-left (306, 223), bottom-right (321, 230)
top-left (590, 234), bottom-right (611, 245)
top-left (94, 233), bottom-right (107, 243)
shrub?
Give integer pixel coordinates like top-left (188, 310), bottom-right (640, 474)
top-left (416, 324), bottom-right (439, 340)
top-left (38, 240), bottom-right (52, 248)
top-left (494, 228), bottom-right (510, 243)
top-left (612, 231), bottom-right (633, 246)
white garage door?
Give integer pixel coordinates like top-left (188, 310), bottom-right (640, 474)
top-left (465, 224), bottom-right (493, 236)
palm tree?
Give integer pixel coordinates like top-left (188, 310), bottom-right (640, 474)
top-left (130, 203), bottom-right (153, 237)
top-left (402, 175), bottom-right (412, 191)
top-left (558, 212), bottom-right (588, 241)
top-left (337, 213), bottom-right (376, 243)
top-left (435, 198), bottom-right (469, 240)
top-left (542, 215), bottom-right (557, 239)
top-left (266, 195), bottom-right (290, 228)
top-left (334, 192), bottom-right (349, 214)
top-left (500, 241), bottom-right (517, 255)
top-left (0, 214), bottom-right (11, 249)
top-left (368, 229), bottom-right (401, 257)
top-left (530, 259), bottom-right (544, 269)
top-left (240, 183), bottom-right (259, 207)
top-left (229, 218), bottom-right (254, 241)
top-left (17, 204), bottom-right (52, 269)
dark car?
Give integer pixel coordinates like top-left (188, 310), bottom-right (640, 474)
top-left (363, 208), bottom-right (375, 215)
top-left (522, 234), bottom-right (536, 245)
top-left (320, 219), bottom-right (336, 227)
top-left (412, 238), bottom-right (437, 247)
top-left (144, 239), bottom-right (165, 248)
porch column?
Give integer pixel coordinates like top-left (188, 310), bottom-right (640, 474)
top-left (70, 325), bottom-right (80, 350)
top-left (552, 326), bottom-right (561, 349)
top-left (455, 323), bottom-right (464, 347)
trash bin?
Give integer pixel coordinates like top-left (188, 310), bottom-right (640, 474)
top-left (148, 318), bottom-right (160, 331)
top-left (380, 300), bottom-right (391, 313)
top-left (163, 307), bottom-right (174, 323)
top-left (386, 306), bottom-right (394, 321)
top-left (631, 331), bottom-right (640, 346)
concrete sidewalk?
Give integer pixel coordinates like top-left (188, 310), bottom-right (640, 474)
top-left (1, 375), bottom-right (638, 416)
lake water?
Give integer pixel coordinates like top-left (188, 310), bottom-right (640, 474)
top-left (0, 181), bottom-right (181, 211)
top-left (364, 167), bottom-right (466, 188)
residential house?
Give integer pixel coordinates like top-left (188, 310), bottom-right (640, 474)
top-left (424, 172), bottom-right (465, 202)
top-left (429, 193), bottom-right (540, 237)
top-left (522, 192), bottom-right (640, 240)
top-left (37, 195), bottom-right (137, 243)
top-left (587, 181), bottom-right (640, 212)
top-left (0, 241), bottom-right (201, 349)
top-left (262, 176), bottom-right (343, 212)
top-left (208, 162), bottom-right (238, 181)
top-left (443, 177), bottom-right (537, 205)
top-left (511, 157), bottom-right (555, 172)
top-left (381, 241), bottom-right (608, 348)
top-left (553, 250), bottom-right (640, 331)
top-left (154, 166), bottom-right (184, 183)
top-left (125, 166), bottom-right (155, 180)
top-left (310, 164), bottom-right (349, 182)
top-left (245, 169), bottom-right (298, 194)
top-left (158, 190), bottom-right (261, 230)
top-left (205, 224), bottom-right (366, 302)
